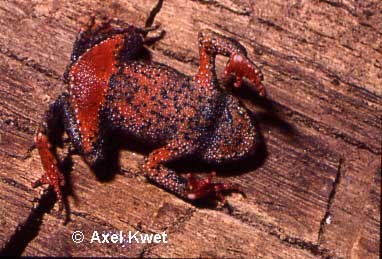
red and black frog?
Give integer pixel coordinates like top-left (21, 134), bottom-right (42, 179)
top-left (32, 15), bottom-right (266, 210)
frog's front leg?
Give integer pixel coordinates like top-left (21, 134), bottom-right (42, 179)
top-left (197, 29), bottom-right (265, 96)
top-left (143, 138), bottom-right (239, 201)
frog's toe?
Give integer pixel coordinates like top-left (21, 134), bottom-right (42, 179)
top-left (32, 174), bottom-right (64, 211)
top-left (185, 172), bottom-right (244, 202)
top-left (223, 53), bottom-right (266, 96)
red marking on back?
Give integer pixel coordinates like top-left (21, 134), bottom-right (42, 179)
top-left (69, 35), bottom-right (123, 152)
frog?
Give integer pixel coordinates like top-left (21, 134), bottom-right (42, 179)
top-left (32, 15), bottom-right (266, 210)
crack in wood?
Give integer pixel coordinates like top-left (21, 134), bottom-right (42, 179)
top-left (227, 207), bottom-right (339, 259)
top-left (319, 0), bottom-right (357, 17)
top-left (253, 45), bottom-right (379, 101)
top-left (137, 207), bottom-right (196, 257)
top-left (0, 149), bottom-right (32, 161)
top-left (192, 0), bottom-right (252, 16)
top-left (0, 176), bottom-right (31, 193)
top-left (266, 99), bottom-right (381, 155)
top-left (2, 117), bottom-right (36, 136)
top-left (0, 45), bottom-right (62, 81)
top-left (257, 18), bottom-right (285, 32)
top-left (318, 157), bottom-right (343, 244)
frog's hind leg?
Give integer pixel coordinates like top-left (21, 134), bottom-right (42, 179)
top-left (144, 137), bottom-right (240, 202)
top-left (197, 29), bottom-right (265, 96)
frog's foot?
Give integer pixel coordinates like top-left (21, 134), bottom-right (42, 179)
top-left (185, 172), bottom-right (243, 202)
top-left (223, 53), bottom-right (266, 96)
top-left (32, 132), bottom-right (65, 211)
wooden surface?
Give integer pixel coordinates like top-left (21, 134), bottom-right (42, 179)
top-left (0, 0), bottom-right (381, 258)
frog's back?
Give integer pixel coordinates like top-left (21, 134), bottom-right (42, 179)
top-left (104, 61), bottom-right (215, 144)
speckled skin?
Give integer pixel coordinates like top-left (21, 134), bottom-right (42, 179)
top-left (33, 16), bottom-right (266, 209)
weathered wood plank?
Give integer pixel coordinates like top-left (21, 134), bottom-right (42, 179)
top-left (0, 0), bottom-right (380, 258)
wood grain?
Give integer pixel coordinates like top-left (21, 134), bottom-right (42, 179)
top-left (0, 0), bottom-right (380, 258)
